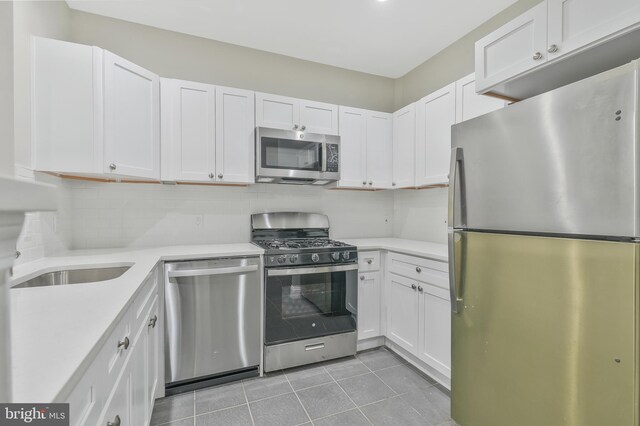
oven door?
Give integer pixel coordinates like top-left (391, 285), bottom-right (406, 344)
top-left (264, 263), bottom-right (358, 346)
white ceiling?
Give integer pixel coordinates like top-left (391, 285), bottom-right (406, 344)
top-left (66, 0), bottom-right (518, 78)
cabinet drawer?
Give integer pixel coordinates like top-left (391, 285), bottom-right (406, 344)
top-left (388, 253), bottom-right (448, 290)
top-left (358, 251), bottom-right (381, 272)
top-left (101, 311), bottom-right (131, 385)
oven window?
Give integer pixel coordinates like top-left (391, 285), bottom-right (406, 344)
top-left (265, 270), bottom-right (357, 345)
top-left (261, 137), bottom-right (322, 171)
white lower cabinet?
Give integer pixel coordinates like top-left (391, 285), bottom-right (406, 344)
top-left (386, 253), bottom-right (450, 382)
top-left (358, 271), bottom-right (381, 341)
top-left (67, 265), bottom-right (161, 426)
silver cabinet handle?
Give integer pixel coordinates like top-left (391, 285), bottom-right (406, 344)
top-left (418, 286), bottom-right (423, 292)
top-left (107, 415), bottom-right (121, 426)
top-left (305, 343), bottom-right (325, 351)
top-left (416, 266), bottom-right (421, 273)
top-left (117, 336), bottom-right (129, 351)
top-left (300, 125), bottom-right (306, 131)
top-left (533, 52), bottom-right (543, 60)
top-left (411, 284), bottom-right (417, 290)
top-left (218, 173), bottom-right (223, 179)
top-left (360, 275), bottom-right (365, 280)
top-left (293, 124), bottom-right (299, 130)
top-left (366, 259), bottom-right (372, 264)
top-left (148, 314), bottom-right (158, 328)
top-left (109, 163), bottom-right (117, 171)
top-left (547, 44), bottom-right (558, 53)
top-left (209, 172), bottom-right (214, 179)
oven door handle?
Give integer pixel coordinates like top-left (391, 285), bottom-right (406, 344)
top-left (267, 263), bottom-right (358, 277)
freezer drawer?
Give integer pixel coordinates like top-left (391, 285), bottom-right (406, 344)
top-left (164, 257), bottom-right (261, 386)
top-left (451, 232), bottom-right (638, 426)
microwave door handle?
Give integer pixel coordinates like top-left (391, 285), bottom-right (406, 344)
top-left (321, 141), bottom-right (327, 172)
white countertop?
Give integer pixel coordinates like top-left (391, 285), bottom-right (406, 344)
top-left (343, 238), bottom-right (448, 262)
top-left (9, 238), bottom-right (445, 403)
top-left (10, 243), bottom-right (263, 403)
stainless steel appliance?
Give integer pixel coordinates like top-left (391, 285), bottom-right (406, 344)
top-left (255, 127), bottom-right (340, 185)
top-left (164, 257), bottom-right (261, 394)
top-left (251, 212), bottom-right (358, 371)
top-left (449, 59), bottom-right (640, 425)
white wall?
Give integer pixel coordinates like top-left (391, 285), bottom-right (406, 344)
top-left (393, 188), bottom-right (448, 244)
top-left (0, 2), bottom-right (14, 177)
top-left (68, 182), bottom-right (394, 249)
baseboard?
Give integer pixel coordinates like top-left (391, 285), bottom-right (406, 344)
top-left (357, 336), bottom-right (385, 351)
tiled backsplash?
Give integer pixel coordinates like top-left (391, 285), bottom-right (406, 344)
top-left (16, 173), bottom-right (447, 260)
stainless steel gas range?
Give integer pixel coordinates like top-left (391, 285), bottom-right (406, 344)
top-left (251, 212), bottom-right (358, 372)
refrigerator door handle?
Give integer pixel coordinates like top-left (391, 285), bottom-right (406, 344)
top-left (448, 147), bottom-right (465, 227)
top-left (448, 230), bottom-right (463, 313)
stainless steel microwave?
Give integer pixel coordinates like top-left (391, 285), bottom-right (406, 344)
top-left (255, 127), bottom-right (340, 185)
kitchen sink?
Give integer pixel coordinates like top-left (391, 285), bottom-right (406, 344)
top-left (12, 266), bottom-right (131, 289)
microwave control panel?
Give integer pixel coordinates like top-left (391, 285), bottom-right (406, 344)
top-left (327, 144), bottom-right (339, 173)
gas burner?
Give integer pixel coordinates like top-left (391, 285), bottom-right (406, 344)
top-left (253, 238), bottom-right (350, 250)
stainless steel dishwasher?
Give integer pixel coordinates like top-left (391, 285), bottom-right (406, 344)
top-left (164, 257), bottom-right (261, 394)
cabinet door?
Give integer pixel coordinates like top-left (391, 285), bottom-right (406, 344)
top-left (365, 111), bottom-right (393, 189)
top-left (255, 92), bottom-right (300, 131)
top-left (547, 0), bottom-right (640, 61)
top-left (475, 1), bottom-right (548, 94)
top-left (392, 103), bottom-right (416, 189)
top-left (415, 83), bottom-right (456, 187)
top-left (100, 365), bottom-right (131, 426)
top-left (337, 107), bottom-right (367, 188)
top-left (387, 273), bottom-right (419, 355)
top-left (215, 86), bottom-right (255, 184)
top-left (104, 51), bottom-right (160, 179)
top-left (299, 100), bottom-right (339, 135)
top-left (147, 298), bottom-right (160, 416)
top-left (358, 271), bottom-right (381, 341)
top-left (161, 79), bottom-right (215, 182)
top-left (455, 73), bottom-right (505, 123)
top-left (418, 284), bottom-right (451, 379)
top-left (130, 324), bottom-right (147, 426)
top-left (32, 37), bottom-right (103, 175)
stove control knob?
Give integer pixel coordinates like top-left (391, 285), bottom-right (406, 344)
top-left (342, 251), bottom-right (351, 260)
top-left (331, 252), bottom-right (341, 261)
top-left (277, 256), bottom-right (287, 264)
top-left (311, 253), bottom-right (320, 263)
top-left (289, 254), bottom-right (299, 263)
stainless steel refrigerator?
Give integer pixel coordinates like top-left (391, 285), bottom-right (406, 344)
top-left (449, 59), bottom-right (640, 425)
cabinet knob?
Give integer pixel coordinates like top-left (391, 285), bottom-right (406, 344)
top-left (117, 336), bottom-right (129, 351)
top-left (416, 266), bottom-right (422, 273)
top-left (362, 181), bottom-right (367, 186)
top-left (109, 163), bottom-right (117, 171)
top-left (360, 275), bottom-right (365, 280)
top-left (392, 182), bottom-right (396, 186)
top-left (547, 44), bottom-right (559, 53)
top-left (300, 125), bottom-right (306, 131)
top-left (107, 415), bottom-right (121, 426)
top-left (149, 314), bottom-right (158, 328)
top-left (209, 172), bottom-right (214, 179)
top-left (418, 286), bottom-right (423, 292)
top-left (366, 259), bottom-right (373, 264)
top-left (368, 181), bottom-right (373, 186)
top-left (293, 124), bottom-right (299, 130)
top-left (411, 284), bottom-right (417, 290)
top-left (218, 173), bottom-right (223, 179)
top-left (532, 52), bottom-right (543, 60)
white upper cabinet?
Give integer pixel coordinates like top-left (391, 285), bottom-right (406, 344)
top-left (392, 103), bottom-right (416, 189)
top-left (547, 0), bottom-right (640, 60)
top-left (32, 37), bottom-right (103, 175)
top-left (256, 92), bottom-right (338, 135)
top-left (161, 79), bottom-right (215, 182)
top-left (475, 2), bottom-right (548, 94)
top-left (337, 107), bottom-right (392, 190)
top-left (365, 111), bottom-right (393, 189)
top-left (337, 107), bottom-right (367, 188)
top-left (455, 73), bottom-right (505, 123)
top-left (215, 86), bottom-right (255, 184)
top-left (415, 82), bottom-right (456, 187)
top-left (255, 92), bottom-right (299, 131)
top-left (103, 51), bottom-right (160, 180)
top-left (162, 80), bottom-right (255, 184)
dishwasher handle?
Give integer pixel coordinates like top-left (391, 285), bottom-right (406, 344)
top-left (167, 264), bottom-right (258, 279)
